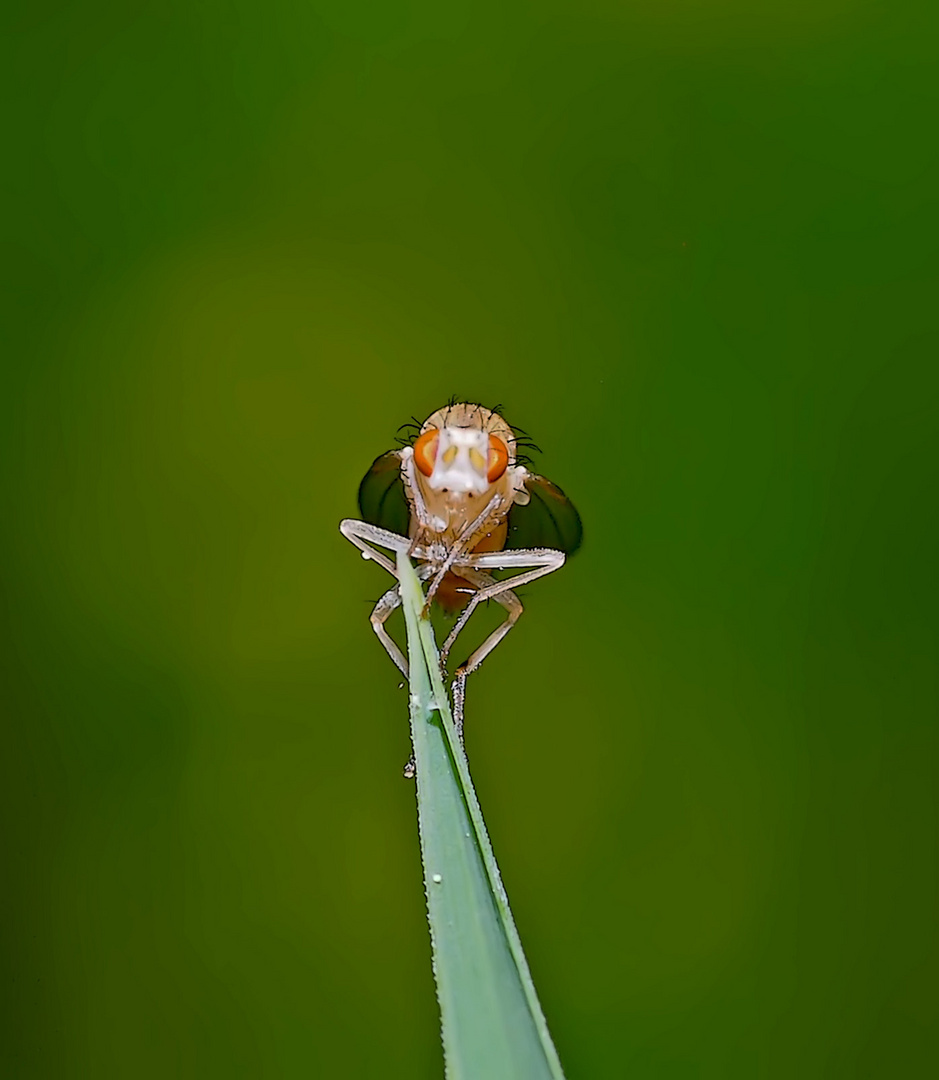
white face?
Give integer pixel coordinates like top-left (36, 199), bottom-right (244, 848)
top-left (427, 427), bottom-right (491, 495)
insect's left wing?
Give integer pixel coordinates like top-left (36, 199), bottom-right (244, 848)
top-left (505, 473), bottom-right (583, 554)
top-left (357, 451), bottom-right (410, 535)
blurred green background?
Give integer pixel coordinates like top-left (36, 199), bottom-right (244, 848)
top-left (3, 1), bottom-right (936, 1076)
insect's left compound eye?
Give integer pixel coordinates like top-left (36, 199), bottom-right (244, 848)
top-left (414, 428), bottom-right (439, 477)
top-left (487, 434), bottom-right (509, 482)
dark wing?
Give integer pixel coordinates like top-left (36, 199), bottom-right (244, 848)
top-left (357, 452), bottom-right (410, 535)
top-left (505, 473), bottom-right (583, 554)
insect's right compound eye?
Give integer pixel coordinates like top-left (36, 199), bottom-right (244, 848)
top-left (414, 428), bottom-right (439, 477)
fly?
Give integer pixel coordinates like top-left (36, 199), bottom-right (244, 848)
top-left (339, 401), bottom-right (582, 753)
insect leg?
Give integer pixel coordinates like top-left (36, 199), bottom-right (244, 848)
top-left (443, 551), bottom-right (565, 749)
top-left (400, 450), bottom-right (436, 557)
top-left (370, 582), bottom-right (408, 677)
top-left (451, 667), bottom-right (468, 748)
top-left (422, 492), bottom-right (503, 612)
top-left (339, 518), bottom-right (411, 576)
top-left (341, 518), bottom-right (438, 667)
top-left (438, 568), bottom-right (520, 673)
top-left (442, 549), bottom-right (566, 673)
top-left (367, 558), bottom-right (437, 674)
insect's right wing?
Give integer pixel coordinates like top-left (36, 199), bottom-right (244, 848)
top-left (505, 473), bottom-right (583, 554)
top-left (357, 451), bottom-right (410, 535)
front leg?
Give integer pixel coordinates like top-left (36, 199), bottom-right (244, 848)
top-left (422, 492), bottom-right (503, 614)
top-left (339, 518), bottom-right (411, 576)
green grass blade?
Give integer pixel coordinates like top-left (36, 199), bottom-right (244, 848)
top-left (397, 551), bottom-right (567, 1080)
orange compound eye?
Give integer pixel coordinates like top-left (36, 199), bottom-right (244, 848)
top-left (413, 428), bottom-right (439, 477)
top-left (487, 434), bottom-right (509, 482)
